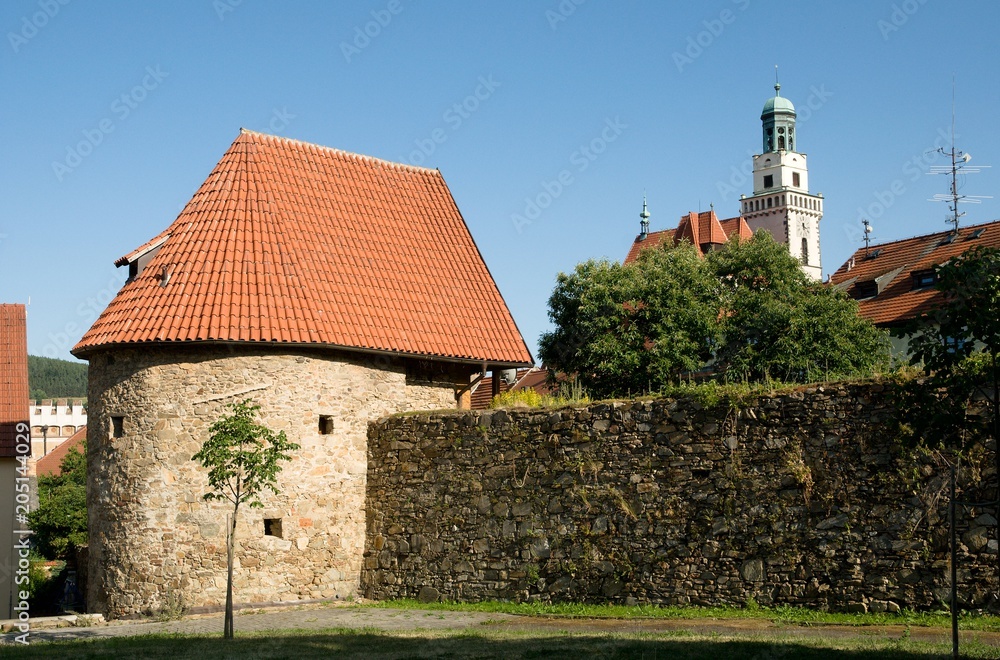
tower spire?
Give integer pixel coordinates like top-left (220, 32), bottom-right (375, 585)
top-left (639, 194), bottom-right (650, 240)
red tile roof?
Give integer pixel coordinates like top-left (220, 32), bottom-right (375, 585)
top-left (829, 219), bottom-right (1000, 326)
top-left (624, 211), bottom-right (752, 264)
top-left (73, 130), bottom-right (532, 366)
top-left (625, 228), bottom-right (675, 264)
top-left (36, 425), bottom-right (86, 477)
top-left (0, 304), bottom-right (29, 458)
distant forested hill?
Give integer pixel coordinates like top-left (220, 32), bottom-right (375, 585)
top-left (28, 356), bottom-right (88, 400)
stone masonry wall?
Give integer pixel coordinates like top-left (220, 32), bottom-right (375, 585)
top-left (364, 384), bottom-right (999, 612)
top-left (86, 345), bottom-right (456, 618)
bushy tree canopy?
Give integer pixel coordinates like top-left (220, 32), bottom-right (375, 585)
top-left (895, 245), bottom-right (1000, 451)
top-left (539, 232), bottom-right (889, 398)
top-left (539, 243), bottom-right (720, 397)
top-left (27, 443), bottom-right (87, 559)
top-left (709, 233), bottom-right (890, 383)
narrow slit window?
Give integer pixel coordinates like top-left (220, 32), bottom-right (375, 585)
top-left (319, 415), bottom-right (334, 435)
top-left (111, 416), bottom-right (124, 438)
top-left (264, 518), bottom-right (283, 538)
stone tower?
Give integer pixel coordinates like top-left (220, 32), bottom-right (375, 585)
top-left (740, 82), bottom-right (824, 280)
top-left (71, 130), bottom-right (532, 618)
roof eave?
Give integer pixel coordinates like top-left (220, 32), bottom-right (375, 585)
top-left (71, 338), bottom-right (533, 369)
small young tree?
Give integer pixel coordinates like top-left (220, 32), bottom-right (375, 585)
top-left (192, 399), bottom-right (299, 639)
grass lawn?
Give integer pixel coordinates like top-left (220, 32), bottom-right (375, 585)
top-left (368, 598), bottom-right (1000, 632)
top-left (3, 600), bottom-right (998, 658)
top-left (1, 627), bottom-right (999, 659)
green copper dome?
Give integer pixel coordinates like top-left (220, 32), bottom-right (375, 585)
top-left (761, 82), bottom-right (795, 117)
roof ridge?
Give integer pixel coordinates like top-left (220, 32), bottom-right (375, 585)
top-left (237, 128), bottom-right (441, 176)
top-left (864, 217), bottom-right (1000, 249)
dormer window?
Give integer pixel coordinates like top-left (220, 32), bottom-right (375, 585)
top-left (851, 280), bottom-right (878, 299)
top-left (912, 270), bottom-right (937, 289)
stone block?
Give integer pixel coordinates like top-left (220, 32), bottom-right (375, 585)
top-left (417, 586), bottom-right (440, 603)
top-left (740, 559), bottom-right (765, 583)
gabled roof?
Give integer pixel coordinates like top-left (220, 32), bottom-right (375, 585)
top-left (624, 211), bottom-right (751, 264)
top-left (0, 304), bottom-right (29, 458)
top-left (829, 219), bottom-right (1000, 326)
top-left (73, 130), bottom-right (532, 367)
top-left (36, 426), bottom-right (86, 477)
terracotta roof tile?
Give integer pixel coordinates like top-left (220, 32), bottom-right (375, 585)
top-left (624, 212), bottom-right (749, 264)
top-left (829, 219), bottom-right (1000, 326)
top-left (73, 130), bottom-right (532, 366)
top-left (35, 425), bottom-right (86, 477)
top-left (0, 304), bottom-right (29, 458)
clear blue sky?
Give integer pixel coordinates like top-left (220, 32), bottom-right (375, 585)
top-left (3, 0), bottom-right (998, 362)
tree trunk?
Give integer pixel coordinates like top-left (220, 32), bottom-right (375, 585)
top-left (225, 508), bottom-right (238, 639)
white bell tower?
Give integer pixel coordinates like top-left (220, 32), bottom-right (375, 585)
top-left (739, 81), bottom-right (823, 280)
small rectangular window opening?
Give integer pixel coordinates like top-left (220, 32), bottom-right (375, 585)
top-left (264, 518), bottom-right (283, 538)
top-left (319, 415), bottom-right (334, 435)
top-left (913, 271), bottom-right (936, 289)
top-left (763, 174), bottom-right (774, 189)
top-left (792, 172), bottom-right (800, 187)
top-left (111, 416), bottom-right (124, 438)
top-left (851, 281), bottom-right (878, 300)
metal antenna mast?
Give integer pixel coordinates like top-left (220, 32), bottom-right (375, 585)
top-left (929, 79), bottom-right (991, 233)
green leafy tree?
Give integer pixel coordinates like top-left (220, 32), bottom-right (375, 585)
top-left (27, 443), bottom-right (87, 559)
top-left (539, 242), bottom-right (721, 398)
top-left (709, 232), bottom-right (890, 383)
top-left (896, 245), bottom-right (1000, 580)
top-left (192, 399), bottom-right (299, 639)
top-left (540, 232), bottom-right (889, 398)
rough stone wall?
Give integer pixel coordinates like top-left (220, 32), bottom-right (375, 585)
top-left (86, 345), bottom-right (457, 618)
top-left (364, 384), bottom-right (999, 612)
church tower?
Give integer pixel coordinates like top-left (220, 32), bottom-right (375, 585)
top-left (740, 82), bottom-right (823, 280)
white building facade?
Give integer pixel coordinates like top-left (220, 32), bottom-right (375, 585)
top-left (29, 398), bottom-right (86, 457)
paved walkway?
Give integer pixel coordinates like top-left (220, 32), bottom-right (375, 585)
top-left (3, 605), bottom-right (518, 643)
top-left (4, 601), bottom-right (1000, 648)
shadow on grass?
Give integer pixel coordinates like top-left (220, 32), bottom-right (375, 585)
top-left (0, 629), bottom-right (983, 660)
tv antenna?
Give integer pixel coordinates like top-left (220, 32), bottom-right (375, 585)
top-left (928, 79), bottom-right (991, 233)
top-left (862, 218), bottom-right (874, 257)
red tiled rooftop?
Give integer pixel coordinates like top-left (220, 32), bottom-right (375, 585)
top-left (625, 228), bottom-right (676, 264)
top-left (36, 425), bottom-right (86, 477)
top-left (73, 130), bottom-right (532, 366)
top-left (829, 219), bottom-right (1000, 326)
top-left (0, 304), bottom-right (29, 458)
top-left (624, 211), bottom-right (751, 264)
